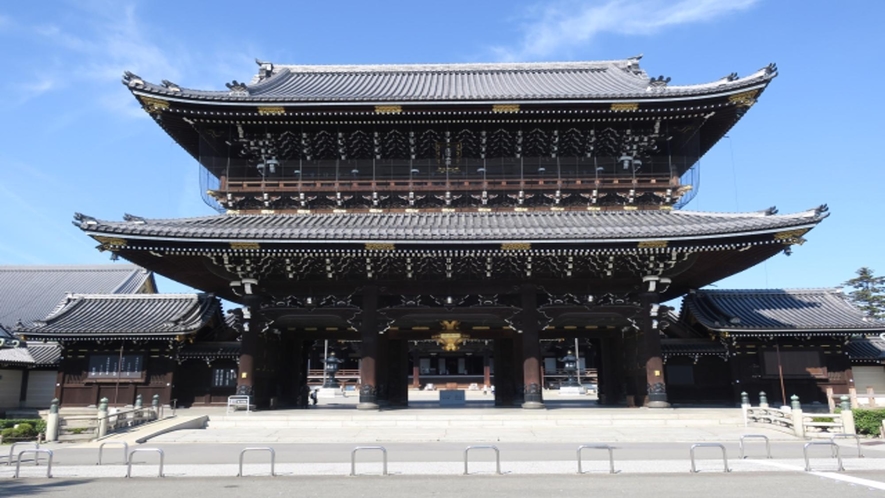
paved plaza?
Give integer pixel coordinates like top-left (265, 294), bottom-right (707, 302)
top-left (1, 390), bottom-right (884, 496)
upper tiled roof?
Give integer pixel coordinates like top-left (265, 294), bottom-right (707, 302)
top-left (76, 208), bottom-right (826, 244)
top-left (846, 337), bottom-right (885, 362)
top-left (125, 58), bottom-right (777, 104)
top-left (0, 342), bottom-right (61, 367)
top-left (15, 294), bottom-right (219, 338)
top-left (684, 288), bottom-right (885, 333)
top-left (0, 265), bottom-right (155, 329)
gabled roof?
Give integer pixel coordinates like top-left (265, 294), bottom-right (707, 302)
top-left (15, 294), bottom-right (219, 339)
top-left (0, 265), bottom-right (155, 329)
top-left (683, 288), bottom-right (885, 334)
top-left (0, 342), bottom-right (61, 367)
top-left (125, 58), bottom-right (777, 104)
top-left (75, 207), bottom-right (826, 245)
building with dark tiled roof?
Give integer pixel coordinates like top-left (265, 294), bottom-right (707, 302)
top-left (672, 289), bottom-right (885, 404)
top-left (67, 56), bottom-right (838, 409)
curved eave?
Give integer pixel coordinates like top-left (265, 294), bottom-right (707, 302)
top-left (713, 328), bottom-right (885, 336)
top-left (20, 331), bottom-right (196, 340)
top-left (128, 80), bottom-right (771, 108)
top-left (81, 220), bottom-right (820, 247)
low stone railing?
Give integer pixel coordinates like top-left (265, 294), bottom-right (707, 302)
top-left (44, 394), bottom-right (162, 442)
top-left (741, 391), bottom-right (855, 438)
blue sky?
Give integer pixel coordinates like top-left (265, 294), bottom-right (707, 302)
top-left (0, 0), bottom-right (882, 296)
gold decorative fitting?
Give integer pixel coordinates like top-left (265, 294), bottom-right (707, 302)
top-left (230, 242), bottom-right (261, 250)
top-left (433, 321), bottom-right (470, 351)
top-left (375, 105), bottom-right (402, 114)
top-left (260, 209), bottom-right (275, 215)
top-left (94, 236), bottom-right (127, 247)
top-left (257, 106), bottom-right (286, 115)
top-left (139, 96), bottom-right (170, 114)
top-left (365, 243), bottom-right (395, 251)
top-left (623, 206), bottom-right (638, 211)
top-left (501, 242), bottom-right (531, 251)
top-left (492, 104), bottom-right (520, 113)
top-left (638, 240), bottom-right (668, 248)
top-left (610, 102), bottom-right (639, 111)
top-left (773, 228), bottom-right (809, 245)
top-left (659, 205), bottom-right (673, 211)
top-left (728, 90), bottom-right (759, 107)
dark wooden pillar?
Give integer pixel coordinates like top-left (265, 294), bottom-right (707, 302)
top-left (521, 284), bottom-right (544, 409)
top-left (599, 337), bottom-right (617, 405)
top-left (641, 277), bottom-right (669, 408)
top-left (387, 339), bottom-right (409, 407)
top-left (412, 348), bottom-right (421, 389)
top-left (376, 333), bottom-right (390, 406)
top-left (237, 295), bottom-right (262, 398)
top-left (493, 338), bottom-right (515, 406)
top-left (358, 286), bottom-right (379, 410)
top-left (483, 352), bottom-right (491, 389)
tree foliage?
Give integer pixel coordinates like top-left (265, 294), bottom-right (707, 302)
top-left (843, 267), bottom-right (885, 320)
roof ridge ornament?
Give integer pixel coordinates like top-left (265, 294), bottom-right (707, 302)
top-left (161, 80), bottom-right (181, 93)
top-left (123, 213), bottom-right (147, 224)
top-left (648, 75), bottom-right (671, 88)
top-left (122, 71), bottom-right (144, 88)
top-left (225, 80), bottom-right (250, 96)
top-left (814, 204), bottom-right (829, 217)
top-left (255, 59), bottom-right (275, 80)
top-left (764, 63), bottom-right (778, 76)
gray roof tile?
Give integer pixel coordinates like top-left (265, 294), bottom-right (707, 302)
top-left (846, 337), bottom-right (885, 362)
top-left (127, 59), bottom-right (777, 103)
top-left (77, 208), bottom-right (826, 244)
top-left (0, 265), bottom-right (155, 329)
top-left (15, 294), bottom-right (219, 338)
top-left (684, 288), bottom-right (885, 333)
top-left (0, 342), bottom-right (61, 367)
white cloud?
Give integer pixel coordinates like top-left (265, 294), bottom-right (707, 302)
top-left (492, 0), bottom-right (760, 61)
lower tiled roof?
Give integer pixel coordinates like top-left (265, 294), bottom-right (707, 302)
top-left (0, 342), bottom-right (61, 367)
top-left (846, 337), bottom-right (885, 362)
top-left (661, 339), bottom-right (728, 356)
top-left (15, 294), bottom-right (219, 338)
top-left (684, 288), bottom-right (885, 333)
top-left (178, 342), bottom-right (240, 360)
top-left (76, 208), bottom-right (826, 244)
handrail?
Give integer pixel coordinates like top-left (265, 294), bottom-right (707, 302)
top-left (126, 448), bottom-right (165, 478)
top-left (464, 445), bottom-right (501, 475)
top-left (576, 444), bottom-right (616, 474)
top-left (803, 441), bottom-right (844, 472)
top-left (739, 435), bottom-right (771, 459)
top-left (689, 443), bottom-right (730, 473)
top-left (7, 441), bottom-right (39, 466)
top-left (14, 449), bottom-right (53, 478)
top-left (97, 441), bottom-right (129, 465)
top-left (350, 446), bottom-right (388, 476)
top-left (238, 447), bottom-right (276, 477)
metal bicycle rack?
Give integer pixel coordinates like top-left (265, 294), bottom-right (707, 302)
top-left (803, 441), bottom-right (844, 472)
top-left (463, 445), bottom-right (502, 476)
top-left (830, 433), bottom-right (863, 458)
top-left (689, 443), bottom-right (731, 473)
top-left (126, 448), bottom-right (165, 478)
top-left (238, 447), bottom-right (276, 477)
top-left (6, 441), bottom-right (40, 466)
top-left (739, 435), bottom-right (771, 459)
top-left (97, 441), bottom-right (129, 465)
top-left (350, 446), bottom-right (388, 476)
top-left (576, 445), bottom-right (617, 474)
top-left (14, 449), bottom-right (53, 478)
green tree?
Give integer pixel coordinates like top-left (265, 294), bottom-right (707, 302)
top-left (843, 267), bottom-right (885, 320)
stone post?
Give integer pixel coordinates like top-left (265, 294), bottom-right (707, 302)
top-left (849, 387), bottom-right (859, 409)
top-left (840, 395), bottom-right (856, 434)
top-left (152, 394), bottom-right (160, 419)
top-left (97, 397), bottom-right (109, 439)
top-left (840, 395), bottom-right (850, 411)
top-left (867, 387), bottom-right (877, 408)
top-left (826, 386), bottom-right (836, 413)
top-left (135, 393), bottom-right (143, 409)
top-left (788, 395), bottom-right (804, 438)
top-left (759, 391), bottom-right (769, 408)
top-left (46, 398), bottom-right (59, 442)
top-left (740, 392), bottom-right (750, 427)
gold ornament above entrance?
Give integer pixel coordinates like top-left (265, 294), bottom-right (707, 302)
top-left (433, 320), bottom-right (471, 352)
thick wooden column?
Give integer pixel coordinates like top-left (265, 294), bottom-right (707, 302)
top-left (521, 285), bottom-right (544, 409)
top-left (412, 348), bottom-right (421, 389)
top-left (236, 295), bottom-right (262, 398)
top-left (483, 353), bottom-right (491, 389)
top-left (387, 339), bottom-right (409, 407)
top-left (376, 333), bottom-right (390, 406)
top-left (493, 338), bottom-right (515, 406)
top-left (358, 286), bottom-right (379, 410)
top-left (641, 277), bottom-right (670, 408)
